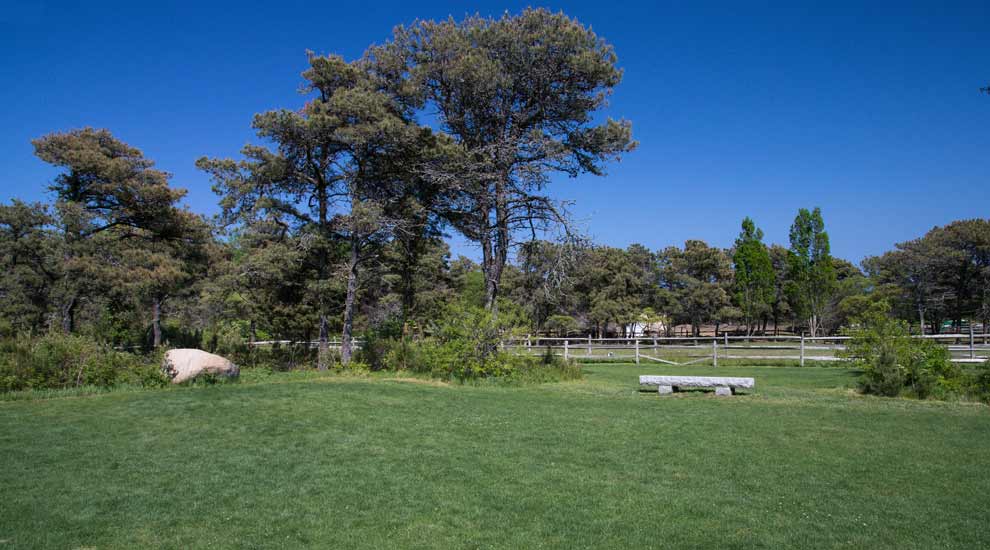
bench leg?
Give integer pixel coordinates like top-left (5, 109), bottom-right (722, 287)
top-left (714, 386), bottom-right (731, 396)
top-left (657, 385), bottom-right (673, 395)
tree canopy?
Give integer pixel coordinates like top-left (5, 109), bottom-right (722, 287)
top-left (371, 8), bottom-right (636, 312)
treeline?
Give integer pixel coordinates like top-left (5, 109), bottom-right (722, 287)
top-left (502, 214), bottom-right (990, 339)
top-left (2, 9), bottom-right (989, 381)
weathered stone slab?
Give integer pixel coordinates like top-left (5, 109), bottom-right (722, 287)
top-left (657, 385), bottom-right (673, 395)
top-left (714, 386), bottom-right (732, 396)
top-left (639, 375), bottom-right (754, 390)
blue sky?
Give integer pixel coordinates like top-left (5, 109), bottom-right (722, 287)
top-left (2, 0), bottom-right (988, 264)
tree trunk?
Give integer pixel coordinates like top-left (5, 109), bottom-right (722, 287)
top-left (400, 241), bottom-right (417, 330)
top-left (481, 177), bottom-right (511, 316)
top-left (481, 224), bottom-right (497, 312)
top-left (152, 296), bottom-right (163, 348)
top-left (340, 242), bottom-right (359, 365)
top-left (316, 180), bottom-right (331, 371)
top-left (918, 306), bottom-right (925, 336)
top-left (60, 294), bottom-right (77, 334)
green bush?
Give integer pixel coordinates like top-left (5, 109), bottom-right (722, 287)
top-left (119, 348), bottom-right (170, 388)
top-left (0, 333), bottom-right (162, 392)
top-left (230, 343), bottom-right (319, 372)
top-left (843, 302), bottom-right (959, 399)
top-left (364, 304), bottom-right (581, 383)
top-left (356, 320), bottom-right (404, 371)
top-left (333, 360), bottom-right (370, 374)
top-left (965, 361), bottom-right (990, 403)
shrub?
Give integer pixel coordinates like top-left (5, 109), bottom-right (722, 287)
top-left (119, 348), bottom-right (170, 388)
top-left (503, 351), bottom-right (583, 385)
top-left (965, 361), bottom-right (990, 403)
top-left (365, 304), bottom-right (581, 384)
top-left (334, 360), bottom-right (370, 374)
top-left (0, 332), bottom-right (161, 392)
top-left (843, 302), bottom-right (959, 399)
top-left (230, 343), bottom-right (319, 372)
top-left (202, 320), bottom-right (250, 357)
top-left (356, 320), bottom-right (404, 371)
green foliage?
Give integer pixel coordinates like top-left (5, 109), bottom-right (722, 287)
top-left (0, 333), bottom-right (162, 392)
top-left (453, 265), bottom-right (487, 309)
top-left (0, 201), bottom-right (55, 335)
top-left (230, 344), bottom-right (320, 372)
top-left (843, 302), bottom-right (959, 398)
top-left (202, 320), bottom-right (250, 357)
top-left (581, 246), bottom-right (650, 335)
top-left (787, 207), bottom-right (836, 336)
top-left (357, 303), bottom-right (580, 383)
top-left (865, 218), bottom-right (990, 335)
top-left (659, 240), bottom-right (733, 335)
top-left (372, 9), bottom-right (635, 309)
top-left (544, 315), bottom-right (579, 337)
top-left (960, 361), bottom-right (990, 403)
top-left (355, 320), bottom-right (405, 371)
top-left (733, 217), bottom-right (774, 334)
top-left (425, 302), bottom-right (525, 380)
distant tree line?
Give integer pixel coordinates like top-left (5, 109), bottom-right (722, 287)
top-left (2, 9), bottom-right (989, 376)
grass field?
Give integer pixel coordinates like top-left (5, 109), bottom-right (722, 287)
top-left (2, 364), bottom-right (989, 549)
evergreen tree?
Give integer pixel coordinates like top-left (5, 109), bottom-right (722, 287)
top-left (372, 8), bottom-right (635, 313)
top-left (732, 217), bottom-right (774, 335)
top-left (32, 128), bottom-right (187, 334)
top-left (787, 207), bottom-right (836, 336)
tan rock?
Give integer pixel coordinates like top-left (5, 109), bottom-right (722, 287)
top-left (163, 349), bottom-right (239, 384)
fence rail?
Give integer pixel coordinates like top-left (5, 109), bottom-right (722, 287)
top-left (248, 339), bottom-right (364, 349)
top-left (504, 333), bottom-right (990, 366)
top-left (245, 333), bottom-right (990, 367)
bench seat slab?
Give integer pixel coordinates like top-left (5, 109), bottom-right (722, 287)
top-left (639, 375), bottom-right (755, 389)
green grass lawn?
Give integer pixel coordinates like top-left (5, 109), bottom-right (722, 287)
top-left (2, 364), bottom-right (989, 549)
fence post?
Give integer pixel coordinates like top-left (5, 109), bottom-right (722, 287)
top-left (635, 339), bottom-right (640, 364)
top-left (526, 334), bottom-right (531, 349)
top-left (712, 338), bottom-right (718, 368)
top-left (564, 339), bottom-right (569, 361)
top-left (800, 335), bottom-right (805, 367)
top-left (970, 323), bottom-right (975, 360)
top-left (724, 332), bottom-right (729, 349)
top-left (587, 334), bottom-right (592, 356)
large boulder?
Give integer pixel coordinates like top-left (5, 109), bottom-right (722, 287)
top-left (163, 349), bottom-right (239, 384)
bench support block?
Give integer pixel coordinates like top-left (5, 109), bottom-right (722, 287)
top-left (657, 385), bottom-right (673, 395)
top-left (714, 386), bottom-right (732, 396)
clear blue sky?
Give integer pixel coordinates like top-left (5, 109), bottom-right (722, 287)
top-left (2, 0), bottom-right (988, 265)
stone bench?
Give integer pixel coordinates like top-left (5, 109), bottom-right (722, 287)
top-left (639, 375), bottom-right (755, 396)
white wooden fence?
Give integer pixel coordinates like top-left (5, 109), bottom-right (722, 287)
top-left (505, 333), bottom-right (990, 366)
top-left (246, 332), bottom-right (990, 367)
